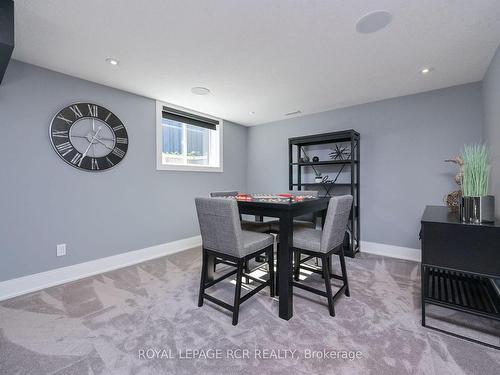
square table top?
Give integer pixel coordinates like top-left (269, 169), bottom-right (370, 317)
top-left (235, 194), bottom-right (330, 212)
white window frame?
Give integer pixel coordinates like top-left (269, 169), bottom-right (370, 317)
top-left (156, 100), bottom-right (223, 172)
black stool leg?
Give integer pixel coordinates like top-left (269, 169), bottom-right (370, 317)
top-left (322, 255), bottom-right (335, 317)
top-left (267, 246), bottom-right (275, 297)
top-left (339, 248), bottom-right (350, 297)
top-left (293, 251), bottom-right (300, 281)
top-left (232, 260), bottom-right (244, 325)
top-left (198, 249), bottom-right (208, 307)
top-left (244, 260), bottom-right (251, 284)
top-left (275, 244), bottom-right (280, 296)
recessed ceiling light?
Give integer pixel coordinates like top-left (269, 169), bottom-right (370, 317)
top-left (285, 110), bottom-right (302, 116)
top-left (105, 57), bottom-right (119, 66)
top-left (356, 11), bottom-right (392, 34)
top-left (420, 67), bottom-right (433, 75)
top-left (191, 87), bottom-right (211, 95)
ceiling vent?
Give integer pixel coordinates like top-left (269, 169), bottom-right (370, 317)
top-left (0, 0), bottom-right (14, 85)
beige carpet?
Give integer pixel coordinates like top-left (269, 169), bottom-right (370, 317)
top-left (0, 248), bottom-right (499, 374)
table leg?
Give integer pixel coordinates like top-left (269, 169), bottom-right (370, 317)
top-left (278, 213), bottom-right (294, 320)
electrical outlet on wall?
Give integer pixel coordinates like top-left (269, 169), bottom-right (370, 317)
top-left (56, 244), bottom-right (66, 257)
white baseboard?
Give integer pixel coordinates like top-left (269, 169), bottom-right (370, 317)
top-left (0, 235), bottom-right (202, 302)
top-left (0, 236), bottom-right (419, 301)
top-left (361, 241), bottom-right (421, 262)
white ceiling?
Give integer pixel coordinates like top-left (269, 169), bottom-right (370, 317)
top-left (12, 0), bottom-right (500, 126)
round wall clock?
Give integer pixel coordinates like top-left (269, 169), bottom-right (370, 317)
top-left (49, 103), bottom-right (128, 171)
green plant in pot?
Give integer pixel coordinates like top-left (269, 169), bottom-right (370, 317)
top-left (460, 144), bottom-right (495, 223)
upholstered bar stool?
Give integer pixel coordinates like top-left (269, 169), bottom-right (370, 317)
top-left (210, 191), bottom-right (272, 275)
top-left (195, 197), bottom-right (275, 325)
top-left (278, 195), bottom-right (353, 316)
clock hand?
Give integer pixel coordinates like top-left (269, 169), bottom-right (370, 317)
top-left (94, 137), bottom-right (115, 151)
top-left (71, 135), bottom-right (115, 142)
top-left (82, 127), bottom-right (102, 158)
top-left (92, 119), bottom-right (96, 156)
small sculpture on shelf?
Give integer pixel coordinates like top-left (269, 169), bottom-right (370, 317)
top-left (329, 144), bottom-right (351, 160)
top-left (444, 155), bottom-right (463, 212)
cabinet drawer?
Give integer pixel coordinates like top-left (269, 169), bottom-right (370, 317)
top-left (421, 222), bottom-right (500, 278)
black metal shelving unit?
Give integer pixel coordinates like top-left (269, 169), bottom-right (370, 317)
top-left (288, 130), bottom-right (360, 257)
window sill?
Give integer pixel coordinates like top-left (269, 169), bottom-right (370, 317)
top-left (156, 164), bottom-right (223, 173)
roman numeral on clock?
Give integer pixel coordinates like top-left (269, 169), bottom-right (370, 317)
top-left (112, 124), bottom-right (124, 131)
top-left (56, 114), bottom-right (73, 125)
top-left (112, 148), bottom-right (125, 158)
top-left (52, 130), bottom-right (69, 138)
top-left (106, 157), bottom-right (114, 167)
top-left (56, 141), bottom-right (73, 156)
top-left (91, 158), bottom-right (99, 170)
top-left (87, 104), bottom-right (98, 117)
top-left (69, 105), bottom-right (83, 119)
top-left (70, 153), bottom-right (83, 166)
top-left (116, 137), bottom-right (128, 144)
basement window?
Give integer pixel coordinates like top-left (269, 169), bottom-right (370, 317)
top-left (156, 101), bottom-right (223, 172)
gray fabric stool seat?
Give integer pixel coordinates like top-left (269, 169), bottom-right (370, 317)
top-left (276, 195), bottom-right (353, 317)
top-left (287, 227), bottom-right (322, 252)
top-left (195, 197), bottom-right (275, 325)
top-left (241, 231), bottom-right (274, 254)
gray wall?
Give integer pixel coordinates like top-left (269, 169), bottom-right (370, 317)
top-left (247, 83), bottom-right (484, 249)
top-left (483, 43), bottom-right (500, 218)
top-left (0, 60), bottom-right (248, 281)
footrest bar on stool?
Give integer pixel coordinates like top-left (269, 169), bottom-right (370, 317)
top-left (240, 282), bottom-right (270, 303)
top-left (203, 294), bottom-right (234, 312)
top-left (292, 281), bottom-right (327, 298)
top-left (299, 255), bottom-right (315, 264)
top-left (242, 273), bottom-right (268, 284)
top-left (299, 265), bottom-right (345, 282)
top-left (332, 285), bottom-right (347, 302)
top-left (205, 269), bottom-right (238, 289)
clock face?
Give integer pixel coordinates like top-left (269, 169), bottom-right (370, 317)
top-left (49, 103), bottom-right (128, 171)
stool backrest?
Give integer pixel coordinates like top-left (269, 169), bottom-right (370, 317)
top-left (195, 197), bottom-right (243, 257)
top-left (210, 191), bottom-right (239, 197)
top-left (321, 195), bottom-right (353, 253)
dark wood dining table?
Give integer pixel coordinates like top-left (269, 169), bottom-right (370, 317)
top-left (205, 196), bottom-right (330, 320)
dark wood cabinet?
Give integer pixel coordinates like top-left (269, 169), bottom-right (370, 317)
top-left (420, 205), bottom-right (500, 348)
